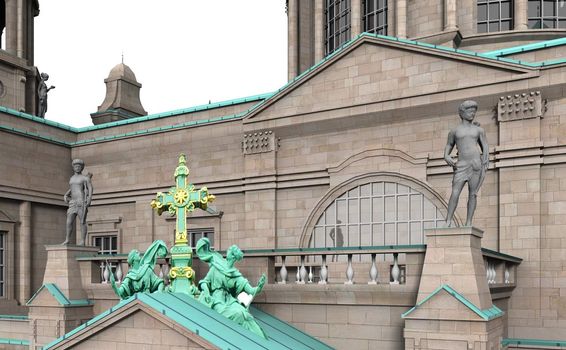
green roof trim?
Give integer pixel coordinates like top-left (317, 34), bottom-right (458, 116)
top-left (26, 283), bottom-right (92, 307)
top-left (0, 314), bottom-right (28, 320)
top-left (77, 92), bottom-right (274, 132)
top-left (0, 91), bottom-right (273, 136)
top-left (482, 37), bottom-right (566, 57)
top-left (0, 338), bottom-right (30, 346)
top-left (502, 338), bottom-right (566, 347)
top-left (44, 292), bottom-right (332, 350)
top-left (0, 105), bottom-right (79, 132)
top-left (401, 284), bottom-right (504, 321)
top-left (481, 247), bottom-right (523, 263)
top-left (72, 111), bottom-right (246, 145)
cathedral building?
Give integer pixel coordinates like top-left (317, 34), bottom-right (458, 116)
top-left (1, 1), bottom-right (566, 349)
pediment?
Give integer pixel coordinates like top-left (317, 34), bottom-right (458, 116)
top-left (44, 292), bottom-right (333, 350)
top-left (244, 34), bottom-right (536, 127)
top-left (402, 284), bottom-right (503, 321)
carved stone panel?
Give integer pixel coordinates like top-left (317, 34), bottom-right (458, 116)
top-left (497, 91), bottom-right (544, 122)
top-left (242, 131), bottom-right (277, 154)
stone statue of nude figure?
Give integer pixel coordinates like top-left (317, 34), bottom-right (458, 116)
top-left (62, 159), bottom-right (93, 245)
top-left (444, 100), bottom-right (489, 227)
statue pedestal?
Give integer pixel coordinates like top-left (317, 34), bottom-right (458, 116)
top-left (27, 244), bottom-right (99, 348)
top-left (403, 227), bottom-right (504, 350)
top-left (42, 244), bottom-right (99, 299)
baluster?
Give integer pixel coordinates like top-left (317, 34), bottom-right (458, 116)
top-left (390, 253), bottom-right (400, 285)
top-left (492, 263), bottom-right (497, 284)
top-left (484, 259), bottom-right (491, 284)
top-left (345, 254), bottom-right (354, 285)
top-left (369, 253), bottom-right (378, 285)
top-left (299, 256), bottom-right (307, 284)
top-left (159, 263), bottom-right (164, 279)
top-left (308, 266), bottom-right (313, 284)
top-left (100, 261), bottom-right (106, 284)
top-left (103, 262), bottom-right (110, 284)
top-left (504, 265), bottom-right (510, 284)
top-left (296, 263), bottom-right (300, 284)
top-left (116, 261), bottom-right (123, 283)
top-left (279, 256), bottom-right (288, 284)
top-left (319, 255), bottom-right (328, 284)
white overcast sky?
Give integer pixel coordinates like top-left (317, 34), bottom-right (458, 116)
top-left (34, 1), bottom-right (288, 127)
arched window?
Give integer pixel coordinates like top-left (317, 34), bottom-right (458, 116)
top-left (527, 0), bottom-right (566, 28)
top-left (309, 181), bottom-right (445, 249)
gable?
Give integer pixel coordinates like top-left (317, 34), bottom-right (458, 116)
top-left (71, 309), bottom-right (215, 350)
top-left (402, 284), bottom-right (503, 321)
top-left (44, 292), bottom-right (333, 350)
top-left (244, 35), bottom-right (534, 126)
top-left (26, 284), bottom-right (92, 308)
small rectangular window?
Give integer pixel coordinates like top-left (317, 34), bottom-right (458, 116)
top-left (189, 228), bottom-right (215, 250)
top-left (92, 235), bottom-right (118, 255)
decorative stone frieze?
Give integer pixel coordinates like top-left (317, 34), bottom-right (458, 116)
top-left (497, 91), bottom-right (545, 122)
top-left (242, 130), bottom-right (277, 154)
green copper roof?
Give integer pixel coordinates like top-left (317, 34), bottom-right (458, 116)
top-left (44, 292), bottom-right (333, 350)
top-left (26, 283), bottom-right (92, 307)
top-left (502, 338), bottom-right (566, 347)
top-left (401, 284), bottom-right (504, 321)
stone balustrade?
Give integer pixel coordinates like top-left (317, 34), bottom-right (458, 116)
top-left (76, 245), bottom-right (521, 295)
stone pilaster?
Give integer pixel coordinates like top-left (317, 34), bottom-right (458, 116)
top-left (514, 0), bottom-right (528, 30)
top-left (314, 0), bottom-right (324, 63)
top-left (351, 0), bottom-right (362, 37)
top-left (396, 0), bottom-right (407, 38)
top-left (17, 200), bottom-right (31, 304)
top-left (288, 0), bottom-right (299, 80)
top-left (443, 0), bottom-right (458, 31)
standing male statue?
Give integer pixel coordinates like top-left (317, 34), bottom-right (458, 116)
top-left (444, 100), bottom-right (489, 227)
top-left (62, 159), bottom-right (93, 245)
top-left (38, 72), bottom-right (55, 118)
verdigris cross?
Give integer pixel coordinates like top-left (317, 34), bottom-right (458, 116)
top-left (150, 153), bottom-right (215, 294)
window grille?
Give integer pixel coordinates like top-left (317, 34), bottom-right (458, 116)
top-left (478, 0), bottom-right (514, 33)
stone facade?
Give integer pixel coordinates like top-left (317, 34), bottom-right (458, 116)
top-left (1, 1), bottom-right (566, 349)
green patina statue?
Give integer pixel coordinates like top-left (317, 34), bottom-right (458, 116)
top-left (196, 237), bottom-right (268, 339)
top-left (110, 240), bottom-right (168, 299)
